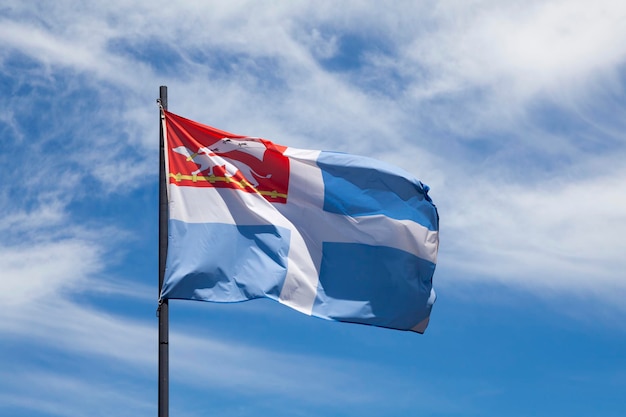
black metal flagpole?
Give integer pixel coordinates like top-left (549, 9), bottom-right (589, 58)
top-left (158, 85), bottom-right (169, 417)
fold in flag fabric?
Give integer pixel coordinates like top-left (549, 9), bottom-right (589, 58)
top-left (160, 110), bottom-right (439, 333)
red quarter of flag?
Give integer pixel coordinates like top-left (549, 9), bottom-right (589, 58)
top-left (165, 111), bottom-right (289, 204)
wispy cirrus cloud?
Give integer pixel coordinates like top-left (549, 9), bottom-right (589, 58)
top-left (1, 2), bottom-right (626, 417)
top-left (440, 166), bottom-right (626, 289)
top-left (2, 0), bottom-right (625, 305)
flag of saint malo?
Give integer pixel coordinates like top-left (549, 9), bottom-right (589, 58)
top-left (160, 110), bottom-right (439, 333)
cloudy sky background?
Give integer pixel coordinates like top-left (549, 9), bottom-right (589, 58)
top-left (2, 1), bottom-right (626, 416)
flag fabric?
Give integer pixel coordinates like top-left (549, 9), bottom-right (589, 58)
top-left (160, 110), bottom-right (439, 333)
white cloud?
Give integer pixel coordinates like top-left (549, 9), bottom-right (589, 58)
top-left (1, 0), bottom-right (625, 315)
top-left (0, 239), bottom-right (101, 307)
top-left (398, 0), bottom-right (626, 135)
top-left (439, 164), bottom-right (626, 304)
top-left (408, 0), bottom-right (626, 93)
top-left (0, 201), bottom-right (66, 234)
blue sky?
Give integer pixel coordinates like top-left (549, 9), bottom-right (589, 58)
top-left (2, 1), bottom-right (626, 416)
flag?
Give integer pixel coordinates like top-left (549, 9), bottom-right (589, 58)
top-left (160, 110), bottom-right (439, 333)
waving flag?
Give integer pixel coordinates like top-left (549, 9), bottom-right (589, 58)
top-left (160, 110), bottom-right (439, 332)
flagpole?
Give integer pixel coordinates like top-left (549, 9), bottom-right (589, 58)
top-left (158, 85), bottom-right (169, 417)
